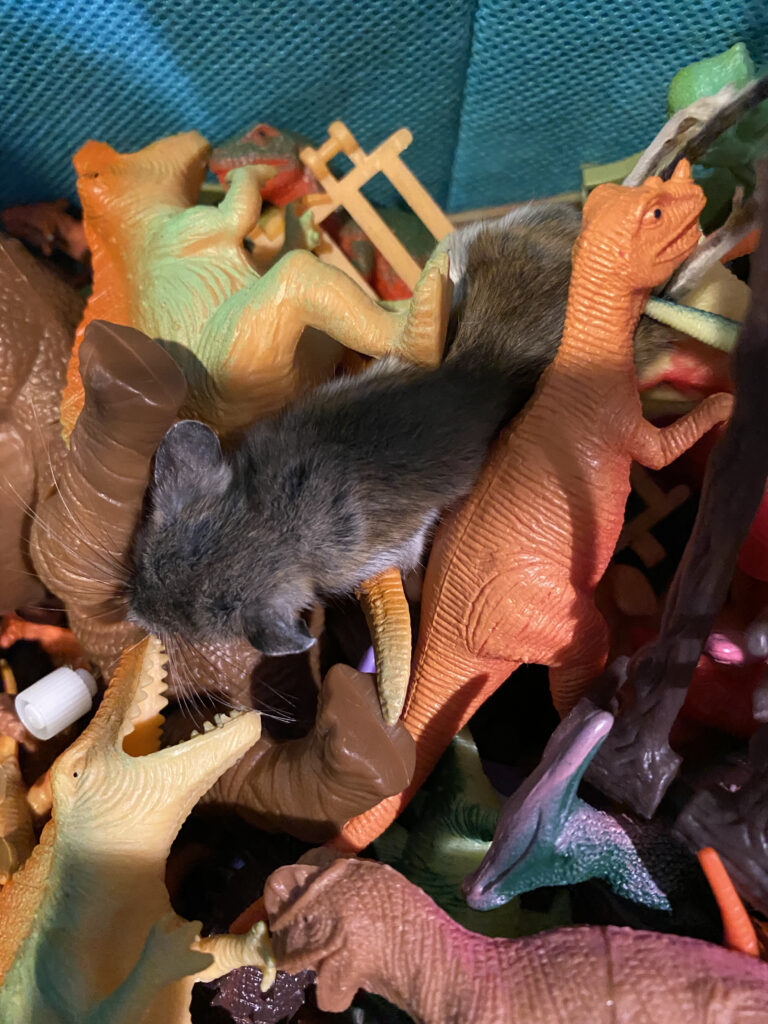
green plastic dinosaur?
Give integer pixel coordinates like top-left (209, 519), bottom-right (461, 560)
top-left (0, 636), bottom-right (274, 1024)
top-left (64, 131), bottom-right (448, 437)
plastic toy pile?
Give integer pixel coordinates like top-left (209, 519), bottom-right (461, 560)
top-left (3, 42), bottom-right (768, 1024)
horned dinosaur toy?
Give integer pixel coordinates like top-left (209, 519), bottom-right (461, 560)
top-left (61, 130), bottom-right (447, 438)
top-left (265, 857), bottom-right (768, 1023)
top-left (0, 635), bottom-right (275, 1024)
top-left (334, 161), bottom-right (733, 853)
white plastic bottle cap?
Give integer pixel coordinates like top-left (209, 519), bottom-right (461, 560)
top-left (14, 667), bottom-right (98, 741)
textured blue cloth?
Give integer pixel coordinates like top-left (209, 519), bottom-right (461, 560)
top-left (2, 0), bottom-right (767, 212)
top-left (447, 0), bottom-right (768, 210)
top-left (2, 0), bottom-right (475, 209)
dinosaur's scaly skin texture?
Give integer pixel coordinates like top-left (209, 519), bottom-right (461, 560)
top-left (0, 636), bottom-right (274, 1024)
top-left (0, 238), bottom-right (83, 613)
top-left (0, 731), bottom-right (35, 885)
top-left (61, 131), bottom-right (448, 437)
top-left (335, 162), bottom-right (734, 853)
top-left (266, 858), bottom-right (768, 1023)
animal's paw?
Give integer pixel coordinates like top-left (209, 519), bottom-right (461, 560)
top-left (141, 913), bottom-right (213, 985)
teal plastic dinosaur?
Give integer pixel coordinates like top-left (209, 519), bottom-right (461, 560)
top-left (462, 708), bottom-right (693, 914)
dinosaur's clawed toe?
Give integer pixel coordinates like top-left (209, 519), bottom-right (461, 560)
top-left (142, 914), bottom-right (213, 983)
top-left (399, 250), bottom-right (451, 366)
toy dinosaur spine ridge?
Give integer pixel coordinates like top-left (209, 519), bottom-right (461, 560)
top-left (0, 820), bottom-right (56, 982)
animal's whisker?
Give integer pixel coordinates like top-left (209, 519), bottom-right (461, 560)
top-left (0, 475), bottom-right (126, 591)
top-left (175, 634), bottom-right (250, 715)
top-left (28, 397), bottom-right (128, 579)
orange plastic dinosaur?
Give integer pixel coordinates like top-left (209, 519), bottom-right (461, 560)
top-left (336, 160), bottom-right (734, 852)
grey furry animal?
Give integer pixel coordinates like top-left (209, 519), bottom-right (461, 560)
top-left (128, 204), bottom-right (670, 656)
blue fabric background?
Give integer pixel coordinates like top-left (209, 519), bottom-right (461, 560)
top-left (2, 0), bottom-right (767, 212)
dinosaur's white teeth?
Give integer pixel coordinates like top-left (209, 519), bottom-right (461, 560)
top-left (189, 730), bottom-right (200, 739)
top-left (214, 713), bottom-right (227, 727)
top-left (203, 721), bottom-right (216, 733)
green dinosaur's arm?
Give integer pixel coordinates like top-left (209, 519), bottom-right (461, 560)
top-left (218, 166), bottom-right (265, 236)
top-left (86, 915), bottom-right (212, 1024)
top-left (192, 921), bottom-right (276, 990)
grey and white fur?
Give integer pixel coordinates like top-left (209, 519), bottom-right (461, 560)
top-left (128, 204), bottom-right (670, 656)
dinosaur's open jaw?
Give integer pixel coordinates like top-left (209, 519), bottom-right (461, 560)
top-left (112, 635), bottom-right (260, 758)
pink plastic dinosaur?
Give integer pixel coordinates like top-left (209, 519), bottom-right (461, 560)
top-left (265, 857), bottom-right (768, 1023)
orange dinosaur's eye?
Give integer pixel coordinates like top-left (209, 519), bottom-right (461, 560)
top-left (643, 206), bottom-right (663, 225)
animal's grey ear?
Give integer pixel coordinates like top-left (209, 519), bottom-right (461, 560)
top-left (153, 420), bottom-right (231, 507)
top-left (244, 610), bottom-right (316, 657)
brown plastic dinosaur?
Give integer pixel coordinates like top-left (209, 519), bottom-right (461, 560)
top-left (0, 635), bottom-right (274, 1024)
top-left (0, 238), bottom-right (83, 613)
top-left (335, 160), bottom-right (733, 852)
top-left (265, 857), bottom-right (768, 1023)
top-left (31, 321), bottom-right (416, 833)
top-left (202, 663), bottom-right (415, 842)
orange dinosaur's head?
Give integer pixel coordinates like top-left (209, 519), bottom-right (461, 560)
top-left (581, 160), bottom-right (705, 288)
top-left (74, 131), bottom-right (211, 221)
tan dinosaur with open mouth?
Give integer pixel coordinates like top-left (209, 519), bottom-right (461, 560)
top-left (0, 635), bottom-right (274, 1024)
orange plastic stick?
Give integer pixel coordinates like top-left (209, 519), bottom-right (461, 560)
top-left (698, 847), bottom-right (759, 957)
top-left (229, 896), bottom-right (267, 935)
